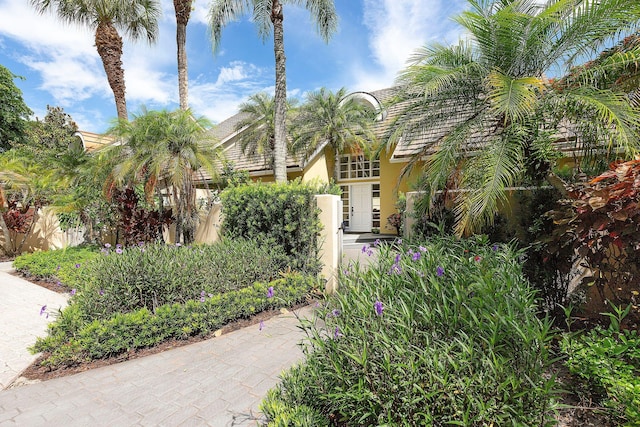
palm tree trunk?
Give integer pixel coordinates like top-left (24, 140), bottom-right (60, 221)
top-left (0, 212), bottom-right (12, 256)
top-left (271, 0), bottom-right (288, 183)
top-left (174, 0), bottom-right (192, 111)
top-left (333, 146), bottom-right (341, 183)
top-left (95, 21), bottom-right (128, 121)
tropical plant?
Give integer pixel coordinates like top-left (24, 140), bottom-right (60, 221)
top-left (0, 64), bottom-right (32, 152)
top-left (0, 150), bottom-right (63, 255)
top-left (291, 87), bottom-right (377, 182)
top-left (105, 108), bottom-right (221, 244)
top-left (173, 0), bottom-right (192, 110)
top-left (233, 92), bottom-right (297, 169)
top-left (381, 0), bottom-right (640, 236)
top-left (208, 0), bottom-right (338, 183)
top-left (30, 0), bottom-right (161, 121)
top-left (544, 158), bottom-right (640, 323)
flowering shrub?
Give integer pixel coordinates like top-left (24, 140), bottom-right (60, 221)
top-left (262, 236), bottom-right (557, 425)
top-left (74, 239), bottom-right (291, 319)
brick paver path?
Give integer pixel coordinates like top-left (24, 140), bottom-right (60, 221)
top-left (0, 265), bottom-right (312, 426)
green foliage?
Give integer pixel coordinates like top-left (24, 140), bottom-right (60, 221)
top-left (263, 236), bottom-right (558, 426)
top-left (562, 305), bottom-right (640, 425)
top-left (0, 64), bottom-right (32, 152)
top-left (221, 181), bottom-right (321, 273)
top-left (74, 239), bottom-right (291, 320)
top-left (12, 246), bottom-right (98, 289)
top-left (32, 273), bottom-right (317, 367)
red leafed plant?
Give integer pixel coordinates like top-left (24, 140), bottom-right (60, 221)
top-left (546, 159), bottom-right (640, 324)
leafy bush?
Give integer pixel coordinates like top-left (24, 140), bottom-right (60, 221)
top-left (262, 236), bottom-right (558, 426)
top-left (545, 159), bottom-right (640, 323)
top-left (12, 246), bottom-right (99, 289)
top-left (32, 273), bottom-right (318, 367)
top-left (562, 305), bottom-right (640, 425)
top-left (73, 239), bottom-right (291, 319)
top-left (220, 180), bottom-right (322, 273)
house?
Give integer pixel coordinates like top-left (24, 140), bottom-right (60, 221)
top-left (202, 88), bottom-right (423, 235)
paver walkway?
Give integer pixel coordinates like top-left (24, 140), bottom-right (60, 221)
top-left (0, 262), bottom-right (68, 390)
top-left (0, 262), bottom-right (314, 426)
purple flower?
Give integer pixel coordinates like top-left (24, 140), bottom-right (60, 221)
top-left (389, 264), bottom-right (402, 275)
top-left (138, 241), bottom-right (145, 247)
top-left (259, 320), bottom-right (264, 331)
top-left (419, 246), bottom-right (427, 252)
top-left (99, 289), bottom-right (104, 296)
top-left (101, 248), bottom-right (109, 255)
top-left (39, 305), bottom-right (47, 316)
top-left (200, 296), bottom-right (205, 303)
top-left (436, 266), bottom-right (444, 277)
top-left (374, 301), bottom-right (384, 316)
top-left (75, 263), bottom-right (81, 268)
top-left (208, 293), bottom-right (213, 298)
top-left (115, 248), bottom-right (123, 254)
top-left (394, 253), bottom-right (401, 263)
top-left (373, 239), bottom-right (381, 247)
top-left (175, 243), bottom-right (182, 247)
top-left (201, 290), bottom-right (206, 297)
top-left (333, 326), bottom-right (343, 339)
top-left (331, 309), bottom-right (340, 317)
top-left (397, 239), bottom-right (403, 245)
top-left (104, 243), bottom-right (111, 248)
top-left (116, 244), bottom-right (122, 249)
top-left (56, 281), bottom-right (62, 287)
top-left (55, 265), bottom-right (61, 271)
top-left (412, 251), bottom-right (421, 261)
top-left (267, 286), bottom-right (274, 298)
top-left (70, 289), bottom-right (76, 296)
top-left (362, 245), bottom-right (368, 253)
top-left (492, 244), bottom-right (499, 251)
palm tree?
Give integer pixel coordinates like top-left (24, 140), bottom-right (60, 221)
top-left (30, 0), bottom-right (161, 121)
top-left (106, 108), bottom-right (222, 244)
top-left (291, 87), bottom-right (377, 183)
top-left (382, 0), bottom-right (640, 236)
top-left (234, 92), bottom-right (297, 169)
top-left (174, 0), bottom-right (193, 110)
top-left (208, 0), bottom-right (338, 183)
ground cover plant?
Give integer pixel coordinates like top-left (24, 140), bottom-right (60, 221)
top-left (262, 235), bottom-right (558, 426)
top-left (561, 305), bottom-right (640, 425)
top-left (13, 245), bottom-right (99, 290)
top-left (25, 239), bottom-right (318, 368)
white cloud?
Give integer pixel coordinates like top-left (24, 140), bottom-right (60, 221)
top-left (354, 0), bottom-right (467, 89)
top-left (189, 61), bottom-right (270, 123)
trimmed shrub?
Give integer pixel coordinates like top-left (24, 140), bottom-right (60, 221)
top-left (262, 236), bottom-right (558, 425)
top-left (220, 180), bottom-right (322, 273)
top-left (73, 239), bottom-right (291, 319)
top-left (32, 273), bottom-right (318, 367)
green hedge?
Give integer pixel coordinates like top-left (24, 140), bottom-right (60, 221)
top-left (262, 236), bottom-right (558, 425)
top-left (220, 180), bottom-right (321, 273)
top-left (32, 273), bottom-right (318, 368)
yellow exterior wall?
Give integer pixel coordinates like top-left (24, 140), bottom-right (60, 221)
top-left (378, 152), bottom-right (422, 234)
top-left (302, 152), bottom-right (330, 183)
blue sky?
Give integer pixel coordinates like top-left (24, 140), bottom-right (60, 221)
top-left (0, 0), bottom-right (468, 132)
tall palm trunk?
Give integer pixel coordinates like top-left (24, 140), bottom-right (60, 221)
top-left (174, 0), bottom-right (192, 110)
top-left (95, 21), bottom-right (128, 121)
top-left (333, 146), bottom-right (341, 183)
top-left (271, 0), bottom-right (287, 183)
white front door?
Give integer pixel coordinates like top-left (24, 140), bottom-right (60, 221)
top-left (350, 184), bottom-right (372, 232)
